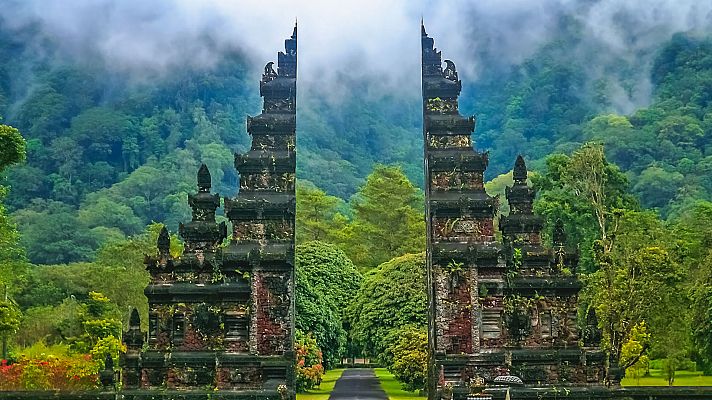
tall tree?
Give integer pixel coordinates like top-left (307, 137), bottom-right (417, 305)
top-left (344, 165), bottom-right (425, 270)
top-left (295, 181), bottom-right (347, 243)
top-left (0, 122), bottom-right (26, 357)
top-left (348, 252), bottom-right (427, 363)
top-left (585, 211), bottom-right (682, 373)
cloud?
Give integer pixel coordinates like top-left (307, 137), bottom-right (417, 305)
top-left (2, 0), bottom-right (712, 110)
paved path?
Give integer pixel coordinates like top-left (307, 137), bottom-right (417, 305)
top-left (329, 368), bottom-right (388, 400)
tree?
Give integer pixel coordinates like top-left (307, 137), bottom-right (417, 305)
top-left (344, 165), bottom-right (425, 270)
top-left (68, 107), bottom-right (135, 167)
top-left (632, 166), bottom-right (684, 210)
top-left (64, 291), bottom-right (125, 369)
top-left (0, 298), bottom-right (20, 358)
top-left (621, 322), bottom-right (650, 385)
top-left (348, 253), bottom-right (427, 363)
top-left (12, 200), bottom-right (99, 264)
top-left (562, 143), bottom-right (629, 248)
top-left (672, 201), bottom-right (712, 373)
top-left (0, 123), bottom-right (27, 357)
top-left (0, 124), bottom-right (26, 172)
top-left (296, 181), bottom-right (347, 242)
top-left (78, 197), bottom-right (144, 235)
top-left (0, 122), bottom-right (27, 291)
top-left (585, 211), bottom-right (682, 372)
top-left (296, 241), bottom-right (361, 368)
top-left (533, 146), bottom-right (636, 272)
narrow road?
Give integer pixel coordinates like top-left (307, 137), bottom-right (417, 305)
top-left (328, 368), bottom-right (388, 400)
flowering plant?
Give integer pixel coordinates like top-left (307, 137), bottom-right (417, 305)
top-left (295, 330), bottom-right (324, 392)
top-left (0, 353), bottom-right (99, 390)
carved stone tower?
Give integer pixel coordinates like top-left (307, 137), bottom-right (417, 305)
top-left (121, 26), bottom-right (297, 399)
top-left (422, 25), bottom-right (606, 400)
top-left (421, 23), bottom-right (501, 399)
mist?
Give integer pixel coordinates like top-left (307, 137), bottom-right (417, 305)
top-left (3, 0), bottom-right (712, 112)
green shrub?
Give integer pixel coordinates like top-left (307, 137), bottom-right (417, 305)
top-left (387, 326), bottom-right (428, 392)
top-left (348, 253), bottom-right (427, 364)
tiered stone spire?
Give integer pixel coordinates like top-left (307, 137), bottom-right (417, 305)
top-left (179, 164), bottom-right (227, 256)
top-left (500, 155), bottom-right (545, 264)
top-left (422, 22), bottom-right (501, 399)
top-left (121, 26), bottom-right (297, 398)
top-left (225, 23), bottom-right (296, 361)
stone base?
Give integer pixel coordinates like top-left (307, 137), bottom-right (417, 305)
top-left (0, 390), bottom-right (292, 400)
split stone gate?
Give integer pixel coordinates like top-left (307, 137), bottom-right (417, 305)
top-left (2, 24), bottom-right (707, 400)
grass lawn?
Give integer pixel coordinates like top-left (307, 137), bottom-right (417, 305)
top-left (296, 368), bottom-right (346, 400)
top-left (622, 369), bottom-right (712, 386)
top-left (374, 368), bottom-right (426, 400)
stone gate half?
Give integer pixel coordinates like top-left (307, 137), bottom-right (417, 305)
top-left (421, 24), bottom-right (607, 400)
top-left (121, 25), bottom-right (297, 400)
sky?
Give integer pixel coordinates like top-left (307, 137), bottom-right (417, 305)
top-left (3, 0), bottom-right (712, 111)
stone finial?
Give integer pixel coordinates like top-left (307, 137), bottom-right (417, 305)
top-left (421, 20), bottom-right (427, 37)
top-left (100, 354), bottom-right (115, 388)
top-left (513, 155), bottom-right (527, 184)
top-left (583, 308), bottom-right (602, 347)
top-left (124, 307), bottom-right (144, 350)
top-left (197, 164), bottom-right (211, 192)
top-left (553, 219), bottom-right (566, 246)
top-left (157, 226), bottom-right (170, 256)
top-left (129, 308), bottom-right (140, 328)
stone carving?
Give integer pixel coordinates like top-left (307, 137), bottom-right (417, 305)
top-left (263, 61), bottom-right (278, 81)
top-left (443, 59), bottom-right (458, 81)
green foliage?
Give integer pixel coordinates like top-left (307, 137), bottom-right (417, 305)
top-left (585, 210), bottom-right (683, 366)
top-left (295, 330), bottom-right (325, 392)
top-left (67, 291), bottom-right (122, 354)
top-left (342, 165), bottom-right (425, 270)
top-left (0, 187), bottom-right (28, 293)
top-left (296, 241), bottom-right (362, 368)
top-left (533, 144), bottom-right (637, 272)
top-left (387, 326), bottom-right (428, 392)
top-left (0, 299), bottom-right (21, 339)
top-left (622, 322), bottom-right (651, 384)
top-left (671, 201), bottom-right (712, 374)
top-left (296, 181), bottom-right (347, 243)
top-left (12, 200), bottom-right (100, 264)
top-left (0, 124), bottom-right (26, 173)
top-left (348, 253), bottom-right (427, 364)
